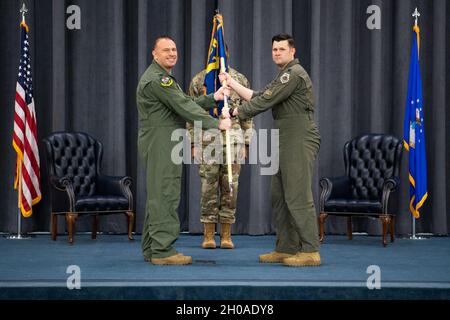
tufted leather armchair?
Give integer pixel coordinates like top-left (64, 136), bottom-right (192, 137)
top-left (43, 132), bottom-right (134, 244)
top-left (319, 134), bottom-right (403, 246)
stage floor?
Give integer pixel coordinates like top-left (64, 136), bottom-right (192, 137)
top-left (1, 234), bottom-right (449, 299)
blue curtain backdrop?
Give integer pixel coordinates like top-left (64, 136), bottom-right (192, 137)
top-left (0, 0), bottom-right (448, 236)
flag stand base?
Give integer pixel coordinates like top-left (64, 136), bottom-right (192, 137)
top-left (408, 235), bottom-right (427, 240)
top-left (408, 216), bottom-right (427, 240)
top-left (4, 234), bottom-right (33, 240)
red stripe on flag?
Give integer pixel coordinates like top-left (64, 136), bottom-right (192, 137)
top-left (13, 112), bottom-right (25, 132)
top-left (13, 134), bottom-right (24, 152)
top-left (23, 135), bottom-right (40, 178)
top-left (21, 164), bottom-right (38, 200)
top-left (15, 92), bottom-right (27, 111)
top-left (20, 191), bottom-right (32, 214)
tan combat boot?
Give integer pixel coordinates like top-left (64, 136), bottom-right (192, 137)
top-left (151, 253), bottom-right (193, 265)
top-left (202, 223), bottom-right (216, 249)
top-left (283, 252), bottom-right (321, 267)
top-left (220, 223), bottom-right (234, 249)
top-left (259, 251), bottom-right (294, 263)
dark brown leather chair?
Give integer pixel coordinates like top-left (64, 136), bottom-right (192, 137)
top-left (319, 134), bottom-right (403, 246)
top-left (43, 132), bottom-right (134, 244)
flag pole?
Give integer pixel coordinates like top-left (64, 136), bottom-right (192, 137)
top-left (220, 58), bottom-right (235, 209)
top-left (7, 164), bottom-right (30, 239)
top-left (6, 2), bottom-right (31, 240)
top-left (216, 13), bottom-right (235, 209)
top-left (410, 217), bottom-right (422, 240)
top-left (6, 165), bottom-right (25, 239)
top-left (408, 7), bottom-right (425, 241)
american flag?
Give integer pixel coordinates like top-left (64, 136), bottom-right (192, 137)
top-left (12, 21), bottom-right (41, 217)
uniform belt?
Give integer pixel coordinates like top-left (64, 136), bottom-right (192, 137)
top-left (139, 120), bottom-right (185, 128)
top-left (274, 111), bottom-right (314, 121)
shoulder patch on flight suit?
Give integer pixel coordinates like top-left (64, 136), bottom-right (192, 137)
top-left (161, 76), bottom-right (174, 87)
top-left (280, 73), bottom-right (290, 84)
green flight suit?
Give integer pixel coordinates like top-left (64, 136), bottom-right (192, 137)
top-left (136, 61), bottom-right (219, 259)
top-left (239, 58), bottom-right (321, 253)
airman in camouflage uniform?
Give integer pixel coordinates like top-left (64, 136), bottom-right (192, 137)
top-left (187, 68), bottom-right (253, 249)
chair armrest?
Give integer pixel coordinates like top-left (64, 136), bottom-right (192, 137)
top-left (383, 177), bottom-right (399, 192)
top-left (381, 177), bottom-right (399, 213)
top-left (49, 175), bottom-right (76, 210)
top-left (319, 176), bottom-right (351, 211)
top-left (49, 175), bottom-right (70, 190)
top-left (96, 175), bottom-right (133, 209)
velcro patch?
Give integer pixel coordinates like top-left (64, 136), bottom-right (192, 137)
top-left (263, 89), bottom-right (273, 98)
top-left (280, 73), bottom-right (290, 84)
top-left (161, 76), bottom-right (174, 87)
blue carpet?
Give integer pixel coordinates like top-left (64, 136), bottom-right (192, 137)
top-left (1, 234), bottom-right (449, 299)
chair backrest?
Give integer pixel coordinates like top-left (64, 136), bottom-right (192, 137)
top-left (343, 134), bottom-right (402, 200)
top-left (43, 132), bottom-right (103, 197)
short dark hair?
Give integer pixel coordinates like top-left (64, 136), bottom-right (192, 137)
top-left (153, 35), bottom-right (175, 50)
top-left (272, 34), bottom-right (295, 48)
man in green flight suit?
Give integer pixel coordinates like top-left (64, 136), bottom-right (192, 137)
top-left (136, 36), bottom-right (231, 265)
top-left (220, 34), bottom-right (321, 267)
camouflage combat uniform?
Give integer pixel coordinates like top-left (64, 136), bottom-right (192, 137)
top-left (187, 68), bottom-right (253, 224)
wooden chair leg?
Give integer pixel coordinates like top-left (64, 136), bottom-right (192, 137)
top-left (92, 215), bottom-right (98, 240)
top-left (380, 215), bottom-right (391, 247)
top-left (66, 213), bottom-right (78, 245)
top-left (126, 211), bottom-right (135, 241)
top-left (319, 212), bottom-right (328, 242)
top-left (347, 216), bottom-right (353, 240)
top-left (390, 215), bottom-right (395, 243)
top-left (51, 213), bottom-right (58, 241)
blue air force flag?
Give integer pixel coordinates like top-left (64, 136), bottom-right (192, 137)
top-left (204, 14), bottom-right (228, 118)
top-left (403, 25), bottom-right (428, 219)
